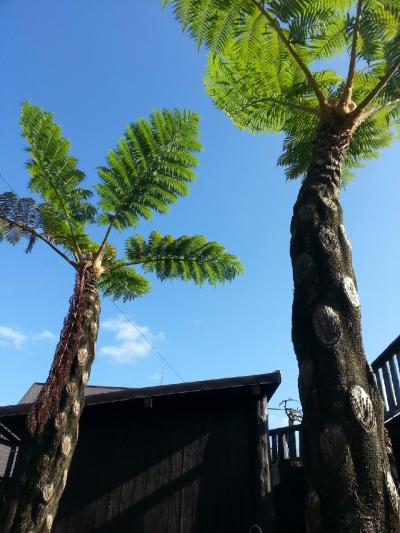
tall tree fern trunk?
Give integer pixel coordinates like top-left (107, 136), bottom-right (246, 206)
top-left (291, 120), bottom-right (400, 533)
top-left (4, 264), bottom-right (100, 533)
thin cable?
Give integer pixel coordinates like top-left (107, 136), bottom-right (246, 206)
top-left (160, 359), bottom-right (166, 385)
top-left (0, 173), bottom-right (17, 194)
top-left (111, 301), bottom-right (185, 383)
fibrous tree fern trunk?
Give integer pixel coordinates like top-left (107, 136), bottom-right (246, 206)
top-left (4, 264), bottom-right (100, 533)
top-left (291, 116), bottom-right (400, 532)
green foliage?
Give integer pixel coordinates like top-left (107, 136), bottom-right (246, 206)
top-left (277, 112), bottom-right (393, 183)
top-left (166, 0), bottom-right (400, 182)
top-left (99, 266), bottom-right (150, 302)
top-left (163, 0), bottom-right (353, 56)
top-left (205, 36), bottom-right (319, 134)
top-left (0, 102), bottom-right (243, 302)
top-left (125, 231), bottom-right (244, 285)
top-left (97, 109), bottom-right (202, 230)
top-left (20, 102), bottom-right (96, 257)
top-left (0, 192), bottom-right (42, 252)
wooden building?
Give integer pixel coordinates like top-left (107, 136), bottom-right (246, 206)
top-left (0, 372), bottom-right (281, 533)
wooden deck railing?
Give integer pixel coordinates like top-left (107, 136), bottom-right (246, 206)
top-left (371, 335), bottom-right (400, 421)
top-left (269, 424), bottom-right (302, 462)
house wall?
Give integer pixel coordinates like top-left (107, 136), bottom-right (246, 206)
top-left (52, 391), bottom-right (263, 533)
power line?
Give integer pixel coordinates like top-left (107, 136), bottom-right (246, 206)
top-left (111, 301), bottom-right (185, 383)
top-left (0, 173), bottom-right (17, 194)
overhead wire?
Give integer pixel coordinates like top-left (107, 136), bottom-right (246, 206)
top-left (0, 173), bottom-right (17, 193)
top-left (111, 300), bottom-right (185, 384)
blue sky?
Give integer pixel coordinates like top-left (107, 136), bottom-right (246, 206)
top-left (0, 1), bottom-right (399, 428)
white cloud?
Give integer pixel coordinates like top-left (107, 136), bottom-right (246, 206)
top-left (32, 329), bottom-right (56, 341)
top-left (0, 325), bottom-right (28, 349)
top-left (100, 315), bottom-right (163, 365)
top-left (0, 325), bottom-right (56, 350)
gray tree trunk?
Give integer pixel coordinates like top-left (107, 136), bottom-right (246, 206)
top-left (4, 264), bottom-right (100, 533)
top-left (291, 120), bottom-right (400, 532)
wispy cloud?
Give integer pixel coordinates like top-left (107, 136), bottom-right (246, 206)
top-left (32, 329), bottom-right (56, 342)
top-left (0, 325), bottom-right (56, 350)
top-left (100, 315), bottom-right (164, 365)
top-left (0, 325), bottom-right (28, 349)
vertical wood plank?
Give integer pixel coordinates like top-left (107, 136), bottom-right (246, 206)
top-left (374, 370), bottom-right (387, 412)
top-left (253, 394), bottom-right (275, 531)
top-left (278, 431), bottom-right (285, 461)
top-left (389, 356), bottom-right (400, 405)
top-left (287, 430), bottom-right (297, 459)
top-left (271, 433), bottom-right (278, 463)
top-left (179, 429), bottom-right (196, 533)
top-left (166, 416), bottom-right (184, 533)
top-left (382, 363), bottom-right (396, 413)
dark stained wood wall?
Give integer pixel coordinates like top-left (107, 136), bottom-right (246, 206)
top-left (52, 391), bottom-right (259, 533)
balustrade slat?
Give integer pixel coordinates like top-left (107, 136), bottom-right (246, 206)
top-left (382, 363), bottom-right (396, 413)
top-left (287, 431), bottom-right (297, 459)
top-left (374, 370), bottom-right (387, 412)
top-left (271, 433), bottom-right (278, 463)
top-left (278, 433), bottom-right (285, 460)
top-left (388, 357), bottom-right (400, 405)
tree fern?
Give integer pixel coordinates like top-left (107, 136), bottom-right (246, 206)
top-left (2, 102), bottom-right (243, 303)
top-left (165, 1), bottom-right (400, 529)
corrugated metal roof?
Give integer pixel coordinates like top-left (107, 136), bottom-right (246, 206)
top-left (19, 383), bottom-right (128, 404)
top-left (0, 444), bottom-right (11, 477)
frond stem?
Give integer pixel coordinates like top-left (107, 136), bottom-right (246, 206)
top-left (338, 0), bottom-right (363, 109)
top-left (0, 215), bottom-right (77, 268)
top-left (250, 0), bottom-right (326, 108)
top-left (94, 217), bottom-right (115, 262)
top-left (106, 256), bottom-right (214, 272)
top-left (354, 57), bottom-right (400, 119)
top-left (361, 97), bottom-right (400, 121)
top-left (46, 179), bottom-right (83, 260)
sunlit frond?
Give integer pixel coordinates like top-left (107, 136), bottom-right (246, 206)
top-left (97, 109), bottom-right (202, 230)
top-left (125, 231), bottom-right (243, 285)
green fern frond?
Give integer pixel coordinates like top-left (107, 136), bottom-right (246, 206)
top-left (125, 231), bottom-right (244, 285)
top-left (20, 103), bottom-right (96, 227)
top-left (97, 109), bottom-right (202, 230)
top-left (0, 192), bottom-right (42, 252)
top-left (20, 102), bottom-right (96, 259)
top-left (99, 266), bottom-right (150, 302)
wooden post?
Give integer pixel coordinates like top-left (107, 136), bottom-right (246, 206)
top-left (253, 392), bottom-right (276, 532)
